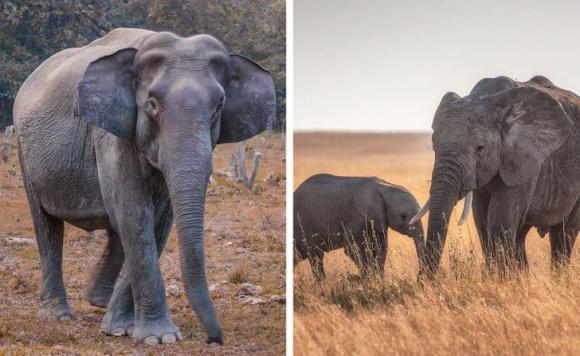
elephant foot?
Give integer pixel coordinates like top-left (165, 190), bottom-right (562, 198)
top-left (207, 330), bottom-right (224, 345)
top-left (131, 316), bottom-right (182, 345)
top-left (82, 285), bottom-right (112, 308)
top-left (101, 308), bottom-right (135, 337)
top-left (38, 302), bottom-right (75, 321)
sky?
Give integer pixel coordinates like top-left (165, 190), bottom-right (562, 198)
top-left (294, 0), bottom-right (580, 132)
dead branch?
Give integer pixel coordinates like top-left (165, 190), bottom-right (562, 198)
top-left (229, 145), bottom-right (262, 191)
top-left (2, 125), bottom-right (14, 163)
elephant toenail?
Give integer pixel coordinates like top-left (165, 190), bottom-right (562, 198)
top-left (143, 336), bottom-right (160, 345)
top-left (59, 314), bottom-right (73, 321)
top-left (112, 328), bottom-right (126, 336)
top-left (176, 331), bottom-right (183, 341)
top-left (161, 334), bottom-right (177, 344)
top-left (127, 326), bottom-right (134, 336)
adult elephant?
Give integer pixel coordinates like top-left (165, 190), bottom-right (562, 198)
top-left (13, 28), bottom-right (275, 344)
top-left (411, 75), bottom-right (580, 275)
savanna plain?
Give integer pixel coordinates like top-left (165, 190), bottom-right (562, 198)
top-left (0, 133), bottom-right (286, 355)
top-left (294, 132), bottom-right (580, 355)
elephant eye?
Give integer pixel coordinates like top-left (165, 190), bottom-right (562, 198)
top-left (146, 97), bottom-right (159, 117)
top-left (476, 145), bottom-right (485, 153)
top-left (400, 214), bottom-right (407, 221)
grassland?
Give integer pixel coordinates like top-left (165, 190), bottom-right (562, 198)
top-left (0, 132), bottom-right (285, 355)
top-left (294, 132), bottom-right (580, 355)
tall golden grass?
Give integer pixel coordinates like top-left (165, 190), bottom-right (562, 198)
top-left (294, 132), bottom-right (580, 355)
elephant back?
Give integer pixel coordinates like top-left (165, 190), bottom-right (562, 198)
top-left (523, 76), bottom-right (580, 128)
top-left (14, 28), bottom-right (154, 124)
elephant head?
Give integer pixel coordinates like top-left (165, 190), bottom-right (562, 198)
top-left (411, 84), bottom-right (573, 275)
top-left (76, 32), bottom-right (275, 342)
top-left (385, 190), bottom-right (427, 272)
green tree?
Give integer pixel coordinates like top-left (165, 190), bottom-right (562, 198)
top-left (0, 0), bottom-right (285, 130)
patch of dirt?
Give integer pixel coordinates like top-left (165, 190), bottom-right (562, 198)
top-left (0, 132), bottom-right (285, 354)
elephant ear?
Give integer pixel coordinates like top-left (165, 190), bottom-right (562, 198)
top-left (432, 92), bottom-right (461, 130)
top-left (77, 48), bottom-right (138, 140)
top-left (489, 86), bottom-right (573, 186)
top-left (218, 54), bottom-right (276, 144)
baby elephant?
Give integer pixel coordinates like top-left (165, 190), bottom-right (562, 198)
top-left (294, 174), bottom-right (425, 279)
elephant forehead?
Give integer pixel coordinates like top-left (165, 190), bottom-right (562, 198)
top-left (137, 49), bottom-right (228, 77)
top-left (432, 127), bottom-right (473, 147)
top-left (165, 57), bottom-right (210, 71)
top-left (140, 32), bottom-right (226, 55)
top-left (433, 103), bottom-right (492, 130)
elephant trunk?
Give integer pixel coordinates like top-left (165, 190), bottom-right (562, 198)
top-left (163, 129), bottom-right (223, 344)
top-left (409, 220), bottom-right (427, 275)
top-left (423, 157), bottom-right (463, 275)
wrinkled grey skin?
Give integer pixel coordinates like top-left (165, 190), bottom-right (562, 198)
top-left (421, 75), bottom-right (580, 275)
top-left (294, 174), bottom-right (425, 279)
top-left (13, 28), bottom-right (275, 345)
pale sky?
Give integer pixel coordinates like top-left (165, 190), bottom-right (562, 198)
top-left (295, 0), bottom-right (580, 132)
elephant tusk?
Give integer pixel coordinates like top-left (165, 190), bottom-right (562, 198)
top-left (409, 197), bottom-right (431, 225)
top-left (458, 191), bottom-right (473, 225)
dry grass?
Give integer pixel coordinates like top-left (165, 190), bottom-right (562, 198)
top-left (0, 132), bottom-right (285, 354)
top-left (294, 132), bottom-right (580, 355)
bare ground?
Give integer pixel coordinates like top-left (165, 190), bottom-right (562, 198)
top-left (294, 132), bottom-right (580, 355)
top-left (0, 132), bottom-right (286, 355)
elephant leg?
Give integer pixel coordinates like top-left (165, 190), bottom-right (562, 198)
top-left (368, 227), bottom-right (387, 277)
top-left (486, 185), bottom-right (530, 274)
top-left (308, 250), bottom-right (326, 280)
top-left (83, 230), bottom-right (125, 308)
top-left (472, 190), bottom-right (492, 267)
top-left (372, 238), bottom-right (387, 277)
top-left (549, 223), bottom-right (578, 269)
top-left (106, 205), bottom-right (178, 344)
top-left (96, 151), bottom-right (178, 344)
top-left (30, 202), bottom-right (73, 321)
top-left (548, 198), bottom-right (580, 269)
top-left (102, 195), bottom-right (173, 337)
top-left (345, 246), bottom-right (367, 277)
top-left (344, 225), bottom-right (370, 276)
top-left (515, 224), bottom-right (531, 271)
top-left (100, 269), bottom-right (134, 336)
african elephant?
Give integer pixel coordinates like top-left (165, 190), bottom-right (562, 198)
top-left (294, 174), bottom-right (425, 279)
top-left (410, 75), bottom-right (580, 275)
top-left (13, 28), bottom-right (275, 344)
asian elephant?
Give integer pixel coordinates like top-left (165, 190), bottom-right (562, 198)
top-left (294, 174), bottom-right (425, 279)
top-left (410, 75), bottom-right (580, 275)
top-left (13, 28), bottom-right (275, 344)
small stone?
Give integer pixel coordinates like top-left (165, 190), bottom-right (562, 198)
top-left (238, 283), bottom-right (262, 296)
top-left (268, 295), bottom-right (286, 304)
top-left (239, 296), bottom-right (266, 304)
top-left (166, 284), bottom-right (182, 298)
top-left (209, 283), bottom-right (227, 297)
